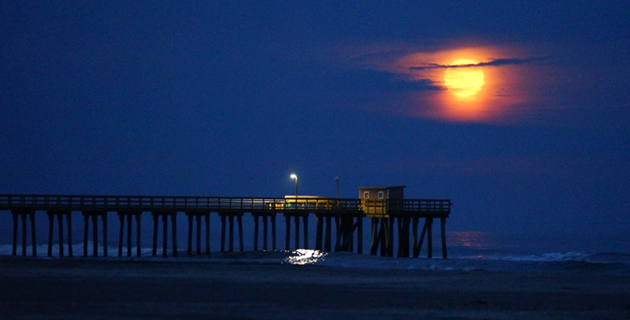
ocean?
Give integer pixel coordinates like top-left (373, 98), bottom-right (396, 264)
top-left (2, 231), bottom-right (629, 276)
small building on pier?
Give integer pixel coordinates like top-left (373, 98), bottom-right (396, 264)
top-left (358, 186), bottom-right (405, 217)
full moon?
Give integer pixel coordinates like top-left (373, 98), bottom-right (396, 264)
top-left (444, 59), bottom-right (484, 97)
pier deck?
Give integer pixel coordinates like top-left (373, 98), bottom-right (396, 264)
top-left (1, 194), bottom-right (451, 259)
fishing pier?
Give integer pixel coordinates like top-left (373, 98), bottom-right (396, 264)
top-left (1, 194), bottom-right (451, 259)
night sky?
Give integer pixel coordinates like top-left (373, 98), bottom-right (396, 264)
top-left (2, 2), bottom-right (629, 235)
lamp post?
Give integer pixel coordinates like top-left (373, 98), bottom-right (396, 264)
top-left (290, 174), bottom-right (298, 201)
top-left (335, 176), bottom-right (339, 200)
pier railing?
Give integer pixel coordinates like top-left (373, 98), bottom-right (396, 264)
top-left (0, 194), bottom-right (450, 216)
top-left (1, 194), bottom-right (452, 259)
top-left (361, 199), bottom-right (451, 217)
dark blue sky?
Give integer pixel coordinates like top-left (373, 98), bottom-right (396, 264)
top-left (1, 1), bottom-right (629, 235)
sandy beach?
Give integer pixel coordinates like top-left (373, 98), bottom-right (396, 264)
top-left (0, 258), bottom-right (628, 319)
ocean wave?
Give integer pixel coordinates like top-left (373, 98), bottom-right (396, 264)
top-left (3, 244), bottom-right (630, 276)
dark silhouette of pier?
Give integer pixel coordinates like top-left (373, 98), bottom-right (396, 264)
top-left (1, 195), bottom-right (451, 259)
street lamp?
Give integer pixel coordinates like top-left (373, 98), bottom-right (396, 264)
top-left (290, 174), bottom-right (298, 200)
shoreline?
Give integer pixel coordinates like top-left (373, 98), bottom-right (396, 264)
top-left (1, 258), bottom-right (630, 319)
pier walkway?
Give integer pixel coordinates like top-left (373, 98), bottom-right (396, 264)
top-left (1, 194), bottom-right (451, 259)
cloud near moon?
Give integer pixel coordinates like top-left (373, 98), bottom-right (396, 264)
top-left (347, 46), bottom-right (548, 123)
top-left (408, 57), bottom-right (548, 71)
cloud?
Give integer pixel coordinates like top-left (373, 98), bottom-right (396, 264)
top-left (333, 69), bottom-right (443, 92)
top-left (393, 78), bottom-right (444, 91)
top-left (408, 57), bottom-right (547, 70)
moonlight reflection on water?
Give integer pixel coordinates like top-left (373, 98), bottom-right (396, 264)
top-left (284, 249), bottom-right (328, 265)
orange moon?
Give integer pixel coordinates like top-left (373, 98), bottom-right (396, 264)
top-left (444, 59), bottom-right (484, 97)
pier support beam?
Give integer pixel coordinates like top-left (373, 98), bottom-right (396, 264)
top-left (412, 217), bottom-right (435, 259)
top-left (252, 212), bottom-right (275, 251)
top-left (357, 217), bottom-right (363, 254)
top-left (118, 211), bottom-right (142, 257)
top-left (82, 211), bottom-right (108, 257)
top-left (186, 212), bottom-right (210, 256)
top-left (46, 211), bottom-right (72, 257)
top-left (150, 211), bottom-right (177, 257)
top-left (440, 217), bottom-right (447, 259)
top-left (396, 217), bottom-right (411, 258)
top-left (219, 212), bottom-right (244, 253)
top-left (335, 215), bottom-right (361, 253)
top-left (324, 216), bottom-right (332, 251)
top-left (369, 217), bottom-right (393, 257)
top-left (283, 213), bottom-right (309, 250)
top-left (315, 214), bottom-right (323, 251)
top-left (11, 210), bottom-right (36, 257)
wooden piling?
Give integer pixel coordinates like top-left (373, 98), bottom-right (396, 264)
top-left (253, 215), bottom-right (259, 251)
top-left (379, 218), bottom-right (387, 257)
top-left (228, 214), bottom-right (234, 252)
top-left (285, 215), bottom-right (290, 250)
top-left (136, 213), bottom-right (142, 257)
top-left (67, 212), bottom-right (73, 257)
top-left (387, 217), bottom-right (394, 257)
top-left (357, 217), bottom-right (363, 254)
top-left (416, 218), bottom-right (429, 258)
top-left (171, 213), bottom-right (177, 257)
top-left (397, 217), bottom-right (402, 258)
top-left (440, 217), bottom-right (447, 259)
top-left (237, 215), bottom-right (244, 252)
top-left (21, 213), bottom-right (27, 256)
top-left (57, 213), bottom-right (64, 257)
top-left (334, 216), bottom-right (341, 252)
top-left (303, 215), bottom-right (308, 249)
top-left (103, 214), bottom-right (108, 257)
top-left (315, 215), bottom-right (323, 250)
top-left (220, 214), bottom-right (226, 252)
top-left (427, 217), bottom-right (433, 259)
top-left (370, 218), bottom-right (378, 255)
top-left (263, 215), bottom-right (268, 250)
top-left (196, 214), bottom-right (201, 255)
top-left (152, 214), bottom-right (158, 256)
top-left (127, 214), bottom-right (133, 257)
top-left (48, 213), bottom-right (53, 257)
top-left (119, 214), bottom-right (125, 257)
top-left (12, 212), bottom-right (18, 256)
top-left (412, 217), bottom-right (419, 258)
top-left (205, 213), bottom-right (211, 255)
top-left (162, 214), bottom-right (168, 256)
top-left (324, 216), bottom-right (332, 251)
top-left (83, 215), bottom-right (89, 257)
top-left (10, 211), bottom-right (36, 257)
top-left (92, 214), bottom-right (98, 257)
top-left (294, 215), bottom-right (299, 249)
top-left (30, 212), bottom-right (37, 256)
top-left (271, 214), bottom-right (277, 251)
top-left (187, 214), bottom-right (193, 255)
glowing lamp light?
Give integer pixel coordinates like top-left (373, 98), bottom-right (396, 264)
top-left (290, 174), bottom-right (298, 200)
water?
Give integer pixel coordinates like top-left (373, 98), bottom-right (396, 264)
top-left (2, 231), bottom-right (629, 276)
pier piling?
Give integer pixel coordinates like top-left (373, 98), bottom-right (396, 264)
top-left (11, 210), bottom-right (36, 257)
top-left (219, 212), bottom-right (244, 252)
top-left (252, 213), bottom-right (275, 251)
top-left (46, 211), bottom-right (72, 257)
top-left (185, 212), bottom-right (210, 255)
top-left (1, 195), bottom-right (451, 260)
top-left (82, 211), bottom-right (107, 257)
top-left (150, 211), bottom-right (177, 257)
top-left (118, 211), bottom-right (142, 257)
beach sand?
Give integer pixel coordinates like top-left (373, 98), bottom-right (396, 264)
top-left (0, 258), bottom-right (629, 319)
